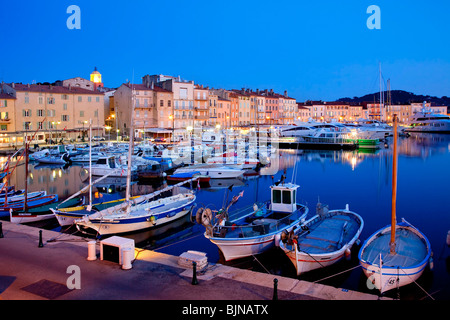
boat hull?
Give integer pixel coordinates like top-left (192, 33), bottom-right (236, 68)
top-left (206, 204), bottom-right (308, 261)
top-left (76, 205), bottom-right (194, 236)
top-left (358, 222), bottom-right (431, 293)
top-left (206, 232), bottom-right (281, 261)
top-left (279, 209), bottom-right (364, 276)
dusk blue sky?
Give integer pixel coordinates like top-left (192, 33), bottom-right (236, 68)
top-left (1, 1), bottom-right (449, 101)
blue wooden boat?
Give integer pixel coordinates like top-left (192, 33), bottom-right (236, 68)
top-left (10, 196), bottom-right (83, 224)
top-left (0, 194), bottom-right (59, 217)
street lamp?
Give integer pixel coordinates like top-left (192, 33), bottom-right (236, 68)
top-left (169, 114), bottom-right (174, 142)
top-left (105, 126), bottom-right (112, 142)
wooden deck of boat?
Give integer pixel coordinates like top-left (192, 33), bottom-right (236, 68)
top-left (360, 227), bottom-right (428, 268)
top-left (298, 214), bottom-right (360, 254)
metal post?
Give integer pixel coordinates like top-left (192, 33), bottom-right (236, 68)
top-left (191, 261), bottom-right (198, 285)
top-left (272, 278), bottom-right (278, 300)
top-left (38, 230), bottom-right (43, 247)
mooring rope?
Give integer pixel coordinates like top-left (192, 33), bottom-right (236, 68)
top-left (312, 264), bottom-right (361, 283)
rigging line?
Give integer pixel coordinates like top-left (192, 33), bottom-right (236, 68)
top-left (312, 264), bottom-right (361, 284)
top-left (252, 254), bottom-right (272, 274)
top-left (152, 232), bottom-right (203, 252)
top-left (399, 267), bottom-right (435, 301)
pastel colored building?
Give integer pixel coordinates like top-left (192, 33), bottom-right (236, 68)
top-left (0, 82), bottom-right (104, 144)
top-left (114, 83), bottom-right (173, 139)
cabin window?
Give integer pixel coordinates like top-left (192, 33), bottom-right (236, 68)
top-left (282, 190), bottom-right (291, 204)
top-left (97, 159), bottom-right (107, 165)
top-left (273, 190), bottom-right (281, 203)
top-left (108, 158), bottom-right (116, 168)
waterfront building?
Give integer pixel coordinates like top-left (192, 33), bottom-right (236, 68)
top-left (143, 74), bottom-right (195, 130)
top-left (278, 91), bottom-right (297, 125)
top-left (262, 89), bottom-right (280, 125)
top-left (114, 83), bottom-right (173, 139)
top-left (193, 85), bottom-right (209, 128)
top-left (0, 82), bottom-right (104, 144)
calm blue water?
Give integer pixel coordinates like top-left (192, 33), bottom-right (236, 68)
top-left (12, 133), bottom-right (450, 300)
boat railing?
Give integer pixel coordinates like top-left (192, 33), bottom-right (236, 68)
top-left (213, 205), bottom-right (307, 239)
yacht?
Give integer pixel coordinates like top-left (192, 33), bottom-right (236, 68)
top-left (84, 156), bottom-right (137, 177)
top-left (405, 107), bottom-right (450, 133)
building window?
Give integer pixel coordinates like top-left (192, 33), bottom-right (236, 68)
top-left (168, 100), bottom-right (171, 107)
top-left (37, 109), bottom-right (44, 117)
top-left (61, 115), bottom-right (69, 122)
top-left (160, 100), bottom-right (164, 107)
top-left (96, 97), bottom-right (100, 103)
top-left (0, 125), bottom-right (7, 131)
top-left (63, 103), bottom-right (67, 110)
top-left (78, 96), bottom-right (82, 102)
top-left (88, 97), bottom-right (92, 102)
top-left (37, 122), bottom-right (44, 130)
top-left (23, 109), bottom-right (32, 117)
top-left (61, 94), bottom-right (69, 100)
top-left (23, 122), bottom-right (32, 130)
top-left (80, 111), bottom-right (84, 117)
top-left (38, 97), bottom-right (43, 104)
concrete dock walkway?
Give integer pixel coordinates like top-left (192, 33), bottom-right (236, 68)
top-left (0, 221), bottom-right (387, 301)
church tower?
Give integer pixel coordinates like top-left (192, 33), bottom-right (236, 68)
top-left (90, 67), bottom-right (104, 90)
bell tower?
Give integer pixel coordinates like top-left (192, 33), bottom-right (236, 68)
top-left (90, 67), bottom-right (104, 90)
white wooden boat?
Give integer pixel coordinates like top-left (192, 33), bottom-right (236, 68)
top-left (75, 192), bottom-right (196, 235)
top-left (70, 151), bottom-right (107, 163)
top-left (35, 153), bottom-right (69, 165)
top-left (174, 164), bottom-right (245, 179)
top-left (358, 219), bottom-right (431, 293)
top-left (198, 181), bottom-right (308, 261)
top-left (279, 203), bottom-right (364, 276)
top-left (358, 115), bottom-right (432, 293)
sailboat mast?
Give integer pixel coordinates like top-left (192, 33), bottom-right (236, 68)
top-left (89, 118), bottom-right (92, 209)
top-left (125, 86), bottom-right (136, 202)
top-left (390, 114), bottom-right (398, 254)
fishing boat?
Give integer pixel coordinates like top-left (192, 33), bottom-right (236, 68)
top-left (279, 202), bottom-right (364, 276)
top-left (206, 151), bottom-right (260, 169)
top-left (0, 191), bottom-right (46, 205)
top-left (52, 195), bottom-right (144, 226)
top-left (358, 114), bottom-right (432, 293)
top-left (0, 194), bottom-right (58, 217)
top-left (69, 151), bottom-right (107, 163)
top-left (74, 183), bottom-right (197, 236)
top-left (35, 153), bottom-right (70, 165)
top-left (197, 179), bottom-right (308, 261)
top-left (174, 164), bottom-right (245, 179)
top-left (10, 196), bottom-right (83, 224)
top-left (167, 171), bottom-right (210, 185)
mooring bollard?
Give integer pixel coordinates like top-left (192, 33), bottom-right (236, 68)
top-left (0, 221), bottom-right (3, 238)
top-left (191, 261), bottom-right (198, 285)
top-left (272, 278), bottom-right (278, 300)
top-left (38, 230), bottom-right (44, 248)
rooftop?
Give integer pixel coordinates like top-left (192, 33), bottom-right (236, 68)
top-left (5, 83), bottom-right (104, 95)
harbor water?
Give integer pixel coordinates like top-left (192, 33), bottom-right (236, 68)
top-left (4, 132), bottom-right (450, 300)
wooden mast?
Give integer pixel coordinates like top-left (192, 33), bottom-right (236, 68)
top-left (390, 114), bottom-right (398, 254)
